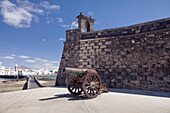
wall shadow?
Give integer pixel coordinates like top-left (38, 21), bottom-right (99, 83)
top-left (39, 93), bottom-right (88, 101)
top-left (109, 88), bottom-right (170, 98)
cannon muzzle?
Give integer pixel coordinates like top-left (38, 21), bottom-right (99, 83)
top-left (63, 67), bottom-right (89, 75)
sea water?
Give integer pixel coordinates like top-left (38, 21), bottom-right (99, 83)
top-left (47, 77), bottom-right (56, 79)
top-left (0, 78), bottom-right (16, 84)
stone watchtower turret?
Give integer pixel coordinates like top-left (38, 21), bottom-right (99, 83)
top-left (66, 12), bottom-right (95, 42)
top-left (77, 12), bottom-right (95, 32)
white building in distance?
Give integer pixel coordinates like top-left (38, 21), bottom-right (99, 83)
top-left (0, 62), bottom-right (58, 76)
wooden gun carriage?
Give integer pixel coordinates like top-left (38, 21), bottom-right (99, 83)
top-left (63, 67), bottom-right (110, 99)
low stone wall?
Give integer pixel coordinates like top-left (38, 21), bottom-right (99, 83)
top-left (56, 18), bottom-right (170, 92)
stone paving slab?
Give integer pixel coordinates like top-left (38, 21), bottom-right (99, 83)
top-left (0, 87), bottom-right (169, 113)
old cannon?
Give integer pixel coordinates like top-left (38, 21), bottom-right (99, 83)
top-left (63, 67), bottom-right (110, 99)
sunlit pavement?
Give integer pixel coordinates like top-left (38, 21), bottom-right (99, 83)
top-left (0, 87), bottom-right (169, 113)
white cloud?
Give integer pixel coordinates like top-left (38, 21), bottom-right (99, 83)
top-left (11, 54), bottom-right (16, 56)
top-left (57, 17), bottom-right (63, 23)
top-left (16, 0), bottom-right (44, 14)
top-left (0, 0), bottom-right (60, 28)
top-left (51, 61), bottom-right (58, 63)
top-left (71, 21), bottom-right (78, 29)
top-left (25, 59), bottom-right (36, 63)
top-left (60, 24), bottom-right (69, 28)
top-left (50, 5), bottom-right (60, 10)
top-left (19, 55), bottom-right (30, 59)
top-left (40, 1), bottom-right (49, 9)
top-left (58, 38), bottom-right (65, 41)
top-left (46, 17), bottom-right (53, 24)
top-left (41, 38), bottom-right (46, 42)
top-left (0, 56), bottom-right (14, 59)
top-left (33, 15), bottom-right (39, 23)
top-left (40, 1), bottom-right (60, 10)
top-left (25, 57), bottom-right (59, 70)
top-left (60, 20), bottom-right (78, 29)
top-left (33, 63), bottom-right (59, 70)
top-left (25, 57), bottom-right (48, 63)
top-left (5, 56), bottom-right (14, 59)
top-left (35, 57), bottom-right (48, 62)
top-left (0, 0), bottom-right (33, 28)
top-left (87, 11), bottom-right (94, 16)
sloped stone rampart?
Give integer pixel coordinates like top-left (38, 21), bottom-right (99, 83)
top-left (56, 18), bottom-right (170, 92)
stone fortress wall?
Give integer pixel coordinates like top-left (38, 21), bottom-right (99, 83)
top-left (56, 13), bottom-right (170, 92)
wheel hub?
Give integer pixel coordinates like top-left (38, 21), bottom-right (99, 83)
top-left (90, 81), bottom-right (95, 89)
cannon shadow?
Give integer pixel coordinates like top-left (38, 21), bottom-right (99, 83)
top-left (39, 93), bottom-right (89, 101)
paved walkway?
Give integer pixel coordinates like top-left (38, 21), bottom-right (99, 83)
top-left (23, 76), bottom-right (44, 90)
top-left (0, 87), bottom-right (169, 113)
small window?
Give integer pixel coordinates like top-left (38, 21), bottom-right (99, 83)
top-left (85, 21), bottom-right (90, 32)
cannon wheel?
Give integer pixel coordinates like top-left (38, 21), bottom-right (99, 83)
top-left (66, 74), bottom-right (82, 95)
top-left (82, 72), bottom-right (102, 98)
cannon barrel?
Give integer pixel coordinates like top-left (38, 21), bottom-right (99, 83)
top-left (63, 67), bottom-right (89, 75)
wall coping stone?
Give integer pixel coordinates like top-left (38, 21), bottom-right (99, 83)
top-left (82, 17), bottom-right (170, 34)
top-left (64, 28), bottom-right (170, 44)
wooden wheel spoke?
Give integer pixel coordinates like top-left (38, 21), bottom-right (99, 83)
top-left (90, 76), bottom-right (92, 81)
top-left (69, 80), bottom-right (75, 84)
top-left (71, 87), bottom-right (75, 91)
top-left (69, 82), bottom-right (76, 86)
top-left (87, 77), bottom-right (91, 83)
top-left (86, 87), bottom-right (90, 93)
top-left (72, 79), bottom-right (76, 82)
top-left (87, 77), bottom-right (92, 83)
top-left (91, 75), bottom-right (94, 81)
top-left (95, 85), bottom-right (100, 88)
top-left (94, 78), bottom-right (99, 82)
top-left (75, 88), bottom-right (77, 93)
top-left (94, 82), bottom-right (99, 85)
top-left (89, 89), bottom-right (92, 95)
top-left (92, 75), bottom-right (97, 81)
top-left (92, 89), bottom-right (95, 95)
top-left (70, 80), bottom-right (75, 84)
top-left (85, 82), bottom-right (90, 86)
top-left (78, 88), bottom-right (81, 92)
top-left (69, 83), bottom-right (74, 86)
top-left (86, 86), bottom-right (90, 89)
top-left (94, 87), bottom-right (99, 93)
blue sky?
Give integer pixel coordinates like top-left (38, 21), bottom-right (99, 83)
top-left (0, 0), bottom-right (169, 70)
